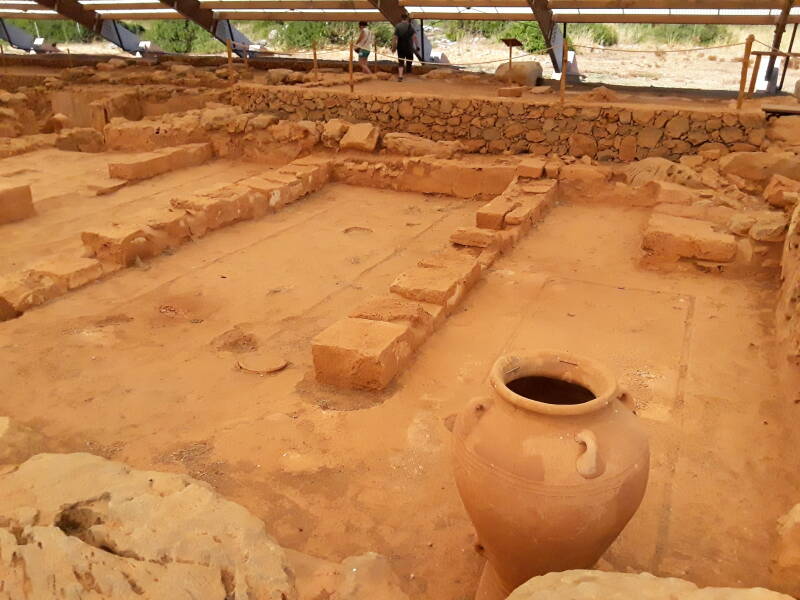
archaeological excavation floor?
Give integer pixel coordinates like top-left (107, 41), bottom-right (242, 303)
top-left (1, 165), bottom-right (797, 597)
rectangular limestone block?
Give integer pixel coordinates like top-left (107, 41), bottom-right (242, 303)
top-left (278, 161), bottom-right (331, 192)
top-left (517, 157), bottom-right (545, 179)
top-left (450, 227), bottom-right (499, 249)
top-left (290, 155), bottom-right (334, 182)
top-left (312, 317), bottom-right (413, 390)
top-left (643, 213), bottom-right (737, 262)
top-left (26, 256), bottom-right (105, 291)
top-left (261, 172), bottom-right (305, 208)
top-left (390, 253), bottom-right (480, 308)
top-left (108, 143), bottom-right (213, 181)
top-left (349, 294), bottom-right (439, 347)
top-left (505, 204), bottom-right (533, 226)
top-left (476, 195), bottom-right (522, 230)
top-left (498, 86), bottom-right (525, 97)
top-left (0, 185), bottom-right (34, 225)
top-left (417, 250), bottom-right (482, 290)
top-left (108, 152), bottom-right (172, 181)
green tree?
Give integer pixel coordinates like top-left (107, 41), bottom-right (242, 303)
top-left (148, 20), bottom-right (219, 53)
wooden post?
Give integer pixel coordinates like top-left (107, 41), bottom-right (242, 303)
top-left (373, 38), bottom-right (377, 70)
top-left (1, 44), bottom-right (5, 73)
top-left (737, 34), bottom-right (755, 110)
top-left (507, 44), bottom-right (512, 85)
top-left (312, 40), bottom-right (318, 80)
top-left (559, 41), bottom-right (568, 104)
top-left (349, 40), bottom-right (354, 93)
top-left (747, 52), bottom-right (762, 97)
top-left (226, 38), bottom-right (233, 69)
top-left (243, 43), bottom-right (249, 68)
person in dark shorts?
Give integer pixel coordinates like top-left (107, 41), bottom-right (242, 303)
top-left (354, 21), bottom-right (374, 74)
top-left (392, 12), bottom-right (418, 81)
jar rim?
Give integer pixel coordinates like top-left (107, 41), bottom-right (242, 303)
top-left (490, 351), bottom-right (618, 416)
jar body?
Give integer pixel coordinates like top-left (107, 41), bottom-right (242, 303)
top-left (452, 353), bottom-right (649, 600)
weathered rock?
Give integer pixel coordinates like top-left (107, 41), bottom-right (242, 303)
top-left (0, 453), bottom-right (295, 599)
top-left (507, 570), bottom-right (791, 599)
top-left (383, 132), bottom-right (460, 158)
top-left (55, 127), bottom-right (105, 153)
top-left (494, 62), bottom-right (543, 87)
top-left (749, 210), bottom-right (789, 242)
top-left (266, 68), bottom-right (294, 84)
top-left (643, 213), bottom-right (737, 262)
top-left (763, 173), bottom-right (800, 208)
top-left (339, 122), bottom-right (379, 152)
top-left (767, 115), bottom-right (800, 144)
top-left (569, 133), bottom-right (597, 158)
top-left (0, 184), bottom-right (34, 225)
top-left (498, 86), bottom-right (526, 98)
top-left (719, 151), bottom-right (800, 184)
top-left (625, 157), bottom-right (704, 189)
top-left (321, 118), bottom-right (350, 148)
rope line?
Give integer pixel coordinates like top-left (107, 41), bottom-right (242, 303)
top-left (572, 40), bottom-right (746, 53)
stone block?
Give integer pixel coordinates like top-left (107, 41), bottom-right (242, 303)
top-left (505, 204), bottom-right (533, 226)
top-left (643, 213), bottom-right (737, 262)
top-left (311, 317), bottom-right (413, 390)
top-left (108, 143), bottom-right (213, 181)
top-left (497, 86), bottom-right (525, 98)
top-left (26, 256), bottom-right (105, 291)
top-left (476, 195), bottom-right (521, 230)
top-left (517, 157), bottom-right (545, 179)
top-left (0, 185), bottom-right (34, 225)
top-left (763, 174), bottom-right (800, 208)
top-left (450, 227), bottom-right (499, 249)
top-left (87, 178), bottom-right (127, 196)
top-left (349, 294), bottom-right (439, 346)
top-left (261, 172), bottom-right (305, 208)
top-left (390, 254), bottom-right (479, 308)
top-left (339, 123), bottom-right (379, 152)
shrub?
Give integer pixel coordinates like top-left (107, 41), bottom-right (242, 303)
top-left (5, 19), bottom-right (95, 43)
top-left (619, 24), bottom-right (731, 46)
top-left (437, 20), bottom-right (547, 53)
top-left (148, 20), bottom-right (219, 53)
top-left (571, 23), bottom-right (618, 47)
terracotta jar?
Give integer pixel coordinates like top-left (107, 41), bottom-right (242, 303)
top-left (453, 352), bottom-right (650, 600)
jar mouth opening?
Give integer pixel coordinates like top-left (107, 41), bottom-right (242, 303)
top-left (490, 352), bottom-right (617, 416)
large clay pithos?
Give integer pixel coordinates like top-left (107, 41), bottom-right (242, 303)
top-left (452, 352), bottom-right (650, 600)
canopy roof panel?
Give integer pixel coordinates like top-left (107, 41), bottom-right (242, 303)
top-left (0, 0), bottom-right (796, 23)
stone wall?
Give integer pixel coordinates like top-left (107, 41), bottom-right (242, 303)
top-left (778, 202), bottom-right (800, 388)
top-left (231, 83), bottom-right (767, 161)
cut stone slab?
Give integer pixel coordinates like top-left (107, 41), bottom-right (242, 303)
top-left (643, 213), bottom-right (737, 262)
top-left (0, 184), bottom-right (34, 225)
top-left (476, 195), bottom-right (522, 230)
top-left (507, 570), bottom-right (791, 599)
top-left (339, 122), bottom-right (379, 152)
top-left (390, 255), bottom-right (479, 309)
top-left (108, 142), bottom-right (213, 181)
top-left (450, 226), bottom-right (500, 249)
top-left (349, 294), bottom-right (440, 346)
top-left (25, 256), bottom-right (105, 291)
top-left (498, 86), bottom-right (525, 98)
top-left (312, 317), bottom-right (413, 390)
top-left (382, 132), bottom-right (461, 158)
top-left (517, 157), bottom-right (545, 179)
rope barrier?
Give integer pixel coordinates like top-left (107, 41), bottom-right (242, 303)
top-left (371, 46), bottom-right (553, 68)
top-left (572, 40), bottom-right (746, 53)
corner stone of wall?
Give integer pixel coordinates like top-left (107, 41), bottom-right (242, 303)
top-left (230, 83), bottom-right (765, 161)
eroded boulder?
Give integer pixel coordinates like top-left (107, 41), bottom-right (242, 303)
top-left (382, 132), bottom-right (461, 158)
top-left (339, 122), bottom-right (379, 152)
top-left (494, 62), bottom-right (543, 87)
top-left (625, 157), bottom-right (705, 189)
top-left (507, 570), bottom-right (791, 599)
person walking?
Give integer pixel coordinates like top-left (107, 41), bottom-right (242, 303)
top-left (354, 21), bottom-right (374, 74)
top-left (392, 12), bottom-right (418, 82)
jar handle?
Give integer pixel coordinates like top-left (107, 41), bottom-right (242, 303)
top-left (575, 429), bottom-right (603, 479)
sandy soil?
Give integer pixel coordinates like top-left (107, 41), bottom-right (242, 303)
top-left (1, 153), bottom-right (798, 598)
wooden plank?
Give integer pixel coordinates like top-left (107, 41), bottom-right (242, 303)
top-left (78, 1), bottom-right (165, 8)
top-left (400, 0), bottom-right (784, 6)
top-left (201, 0), bottom-right (374, 8)
top-left (762, 103), bottom-right (800, 115)
top-left (214, 8), bottom-right (382, 17)
top-left (97, 9), bottom-right (178, 16)
top-left (0, 9), bottom-right (59, 17)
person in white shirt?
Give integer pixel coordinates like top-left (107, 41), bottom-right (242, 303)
top-left (354, 22), bottom-right (375, 74)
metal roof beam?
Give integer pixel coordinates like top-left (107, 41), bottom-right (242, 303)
top-left (158, 0), bottom-right (252, 56)
top-left (33, 0), bottom-right (153, 52)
